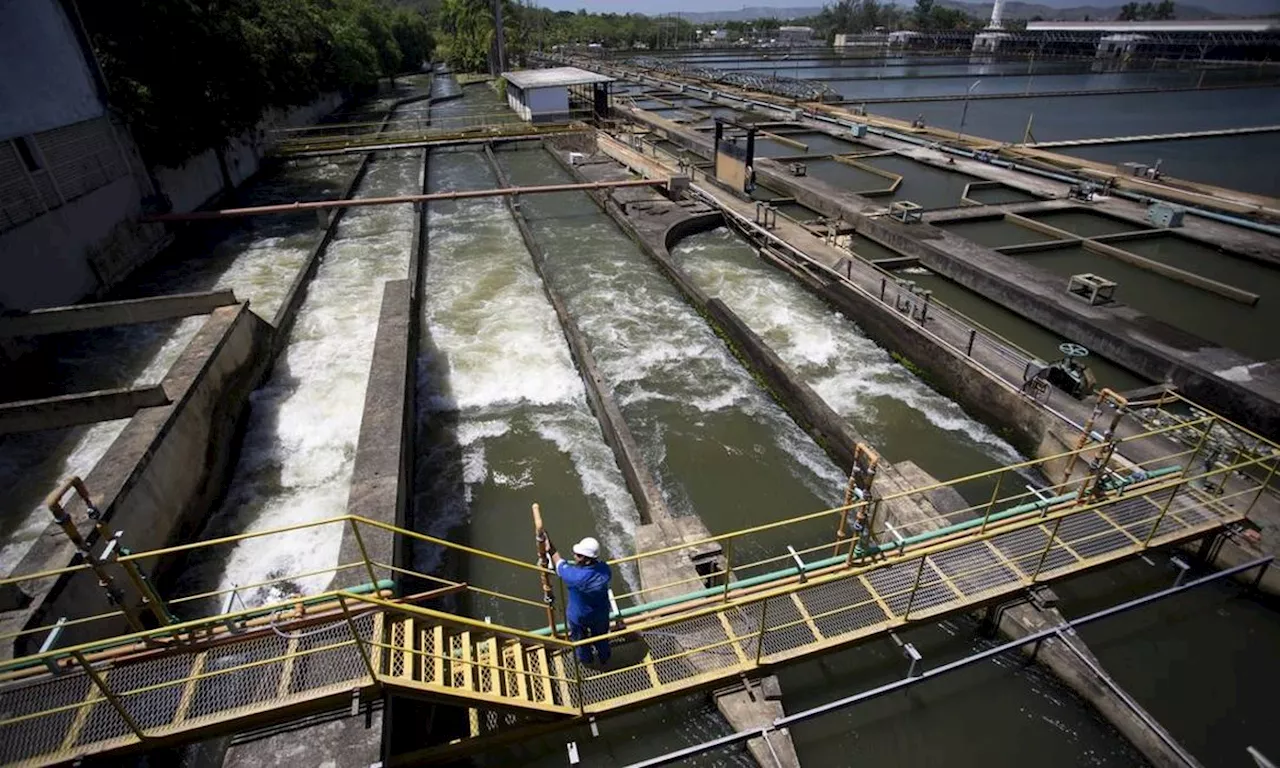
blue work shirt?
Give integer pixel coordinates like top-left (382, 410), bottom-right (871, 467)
top-left (556, 559), bottom-right (612, 625)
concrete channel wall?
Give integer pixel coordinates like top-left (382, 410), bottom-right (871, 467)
top-left (11, 304), bottom-right (273, 652)
top-left (485, 145), bottom-right (672, 525)
top-left (562, 137), bottom-right (1213, 768)
top-left (625, 108), bottom-right (1280, 441)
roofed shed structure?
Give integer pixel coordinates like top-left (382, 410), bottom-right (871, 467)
top-left (502, 67), bottom-right (614, 124)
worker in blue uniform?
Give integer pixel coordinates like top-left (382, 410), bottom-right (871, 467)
top-left (547, 535), bottom-right (613, 665)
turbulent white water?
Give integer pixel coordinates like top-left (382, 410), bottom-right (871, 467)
top-left (179, 153), bottom-right (418, 607)
top-left (675, 228), bottom-right (1021, 466)
top-left (0, 157), bottom-right (355, 578)
top-left (414, 151), bottom-right (639, 583)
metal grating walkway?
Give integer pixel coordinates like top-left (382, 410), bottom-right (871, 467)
top-left (0, 483), bottom-right (1241, 766)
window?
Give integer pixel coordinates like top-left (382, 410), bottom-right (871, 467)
top-left (14, 136), bottom-right (41, 172)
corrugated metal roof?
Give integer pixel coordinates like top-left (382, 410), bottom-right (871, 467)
top-left (502, 67), bottom-right (614, 90)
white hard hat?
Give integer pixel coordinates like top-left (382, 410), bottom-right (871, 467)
top-left (572, 537), bottom-right (600, 559)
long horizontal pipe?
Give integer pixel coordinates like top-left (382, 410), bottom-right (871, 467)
top-left (1027, 124), bottom-right (1280, 148)
top-left (621, 555), bottom-right (1272, 768)
top-left (144, 179), bottom-right (669, 222)
top-left (532, 466), bottom-right (1180, 635)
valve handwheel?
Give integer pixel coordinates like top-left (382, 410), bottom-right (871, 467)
top-left (1059, 342), bottom-right (1090, 359)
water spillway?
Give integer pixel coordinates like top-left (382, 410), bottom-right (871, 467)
top-left (411, 146), bottom-right (639, 625)
top-left (175, 144), bottom-right (422, 609)
top-left (0, 153), bottom-right (362, 578)
top-left (671, 227), bottom-right (1020, 486)
top-left (496, 147), bottom-right (846, 552)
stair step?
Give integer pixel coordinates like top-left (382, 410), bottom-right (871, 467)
top-left (475, 637), bottom-right (499, 697)
top-left (453, 631), bottom-right (474, 692)
top-left (529, 646), bottom-right (551, 704)
top-left (396, 618), bottom-right (415, 680)
top-left (549, 650), bottom-right (575, 710)
top-left (423, 624), bottom-right (443, 686)
top-left (516, 642), bottom-right (534, 702)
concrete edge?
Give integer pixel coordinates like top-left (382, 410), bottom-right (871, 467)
top-left (0, 385), bottom-right (170, 435)
top-left (485, 144), bottom-right (671, 525)
top-left (0, 290), bottom-right (238, 338)
top-left (12, 304), bottom-right (274, 650)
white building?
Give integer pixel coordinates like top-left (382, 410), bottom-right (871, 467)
top-left (778, 26), bottom-right (814, 44)
top-left (502, 67), bottom-right (614, 124)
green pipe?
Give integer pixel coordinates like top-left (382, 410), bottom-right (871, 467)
top-left (2, 579), bottom-right (396, 674)
top-left (531, 465), bottom-right (1179, 636)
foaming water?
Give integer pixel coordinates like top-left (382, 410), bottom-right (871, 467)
top-left (178, 151), bottom-right (419, 608)
top-left (673, 228), bottom-right (1021, 486)
top-left (497, 148), bottom-right (846, 550)
top-left (0, 157), bottom-right (359, 578)
top-left (412, 149), bottom-right (638, 607)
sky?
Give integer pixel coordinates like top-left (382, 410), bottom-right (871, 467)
top-left (535, 1), bottom-right (820, 12)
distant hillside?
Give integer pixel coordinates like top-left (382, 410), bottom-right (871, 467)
top-left (939, 1), bottom-right (1230, 20)
top-left (673, 6), bottom-right (822, 23)
top-left (664, 0), bottom-right (1275, 23)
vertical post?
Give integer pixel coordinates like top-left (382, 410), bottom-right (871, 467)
top-left (1143, 417), bottom-right (1215, 547)
top-left (74, 651), bottom-right (147, 739)
top-left (880, 277), bottom-right (886, 302)
top-left (1245, 455), bottom-right (1279, 518)
top-left (339, 595), bottom-right (379, 681)
top-left (1029, 517), bottom-right (1064, 582)
top-left (1022, 113), bottom-right (1035, 144)
top-left (902, 556), bottom-right (930, 620)
top-left (722, 537), bottom-right (734, 601)
top-left (754, 597), bottom-right (771, 664)
top-left (349, 520), bottom-right (382, 588)
top-left (966, 328), bottom-right (976, 357)
top-left (532, 504), bottom-right (558, 639)
top-left (979, 469), bottom-right (1006, 535)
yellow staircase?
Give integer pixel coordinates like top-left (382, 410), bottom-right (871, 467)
top-left (381, 617), bottom-right (578, 717)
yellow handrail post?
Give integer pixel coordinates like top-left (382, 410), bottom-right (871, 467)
top-left (754, 597), bottom-right (771, 664)
top-left (338, 595), bottom-right (380, 682)
top-left (902, 555), bottom-right (929, 620)
top-left (73, 651), bottom-right (148, 740)
top-left (1143, 417), bottom-right (1215, 547)
top-left (1030, 517), bottom-right (1065, 582)
top-left (349, 520), bottom-right (382, 588)
top-left (978, 469), bottom-right (1006, 535)
top-left (1245, 455), bottom-right (1280, 518)
top-left (722, 537), bottom-right (734, 601)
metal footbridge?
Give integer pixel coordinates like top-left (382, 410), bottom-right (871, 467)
top-left (0, 396), bottom-right (1274, 766)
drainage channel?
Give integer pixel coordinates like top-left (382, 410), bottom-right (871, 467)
top-left (0, 126), bottom-right (378, 578)
top-left (172, 107), bottom-right (427, 611)
top-left (498, 146), bottom-right (845, 554)
top-left (458, 144), bottom-right (1159, 768)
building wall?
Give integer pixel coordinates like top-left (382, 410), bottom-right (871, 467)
top-left (0, 0), bottom-right (104, 140)
top-left (527, 86), bottom-right (569, 124)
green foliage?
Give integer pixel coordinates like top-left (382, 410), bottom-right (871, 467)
top-left (83, 0), bottom-right (433, 166)
top-left (1118, 1), bottom-right (1176, 20)
top-left (814, 0), bottom-right (905, 40)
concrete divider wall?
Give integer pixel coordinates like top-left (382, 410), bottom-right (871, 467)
top-left (15, 304), bottom-right (274, 651)
top-left (754, 163), bottom-right (1280, 442)
top-left (624, 109), bottom-right (1280, 440)
top-left (491, 145), bottom-right (670, 524)
top-left (340, 144), bottom-right (428, 587)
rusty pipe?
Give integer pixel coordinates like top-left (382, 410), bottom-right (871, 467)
top-left (145, 179), bottom-right (670, 222)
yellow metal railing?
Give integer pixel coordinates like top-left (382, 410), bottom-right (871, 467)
top-left (4, 410), bottom-right (1270, 671)
top-left (0, 438), bottom-right (1267, 764)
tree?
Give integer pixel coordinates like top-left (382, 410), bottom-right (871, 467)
top-left (82, 0), bottom-right (430, 167)
top-left (1118, 2), bottom-right (1139, 20)
top-left (914, 0), bottom-right (936, 29)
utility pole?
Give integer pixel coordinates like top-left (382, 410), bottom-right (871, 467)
top-left (494, 0), bottom-right (507, 75)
